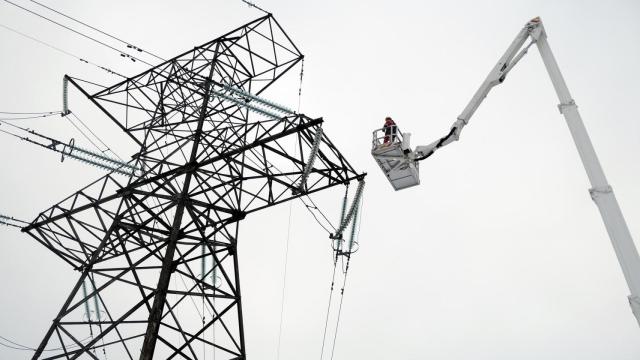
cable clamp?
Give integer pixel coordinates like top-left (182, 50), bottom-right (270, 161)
top-left (557, 99), bottom-right (577, 114)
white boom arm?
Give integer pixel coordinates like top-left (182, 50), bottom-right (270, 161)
top-left (415, 17), bottom-right (640, 327)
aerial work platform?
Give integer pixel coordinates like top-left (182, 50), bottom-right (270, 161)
top-left (371, 126), bottom-right (419, 191)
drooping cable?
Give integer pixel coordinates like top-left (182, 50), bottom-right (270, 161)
top-left (64, 114), bottom-right (102, 152)
top-left (322, 185), bottom-right (364, 360)
top-left (69, 112), bottom-right (124, 160)
top-left (329, 254), bottom-right (351, 360)
top-left (0, 111), bottom-right (62, 121)
top-left (275, 133), bottom-right (301, 360)
top-left (319, 184), bottom-right (348, 360)
top-left (0, 110), bottom-right (60, 115)
top-left (0, 120), bottom-right (140, 176)
top-left (276, 195), bottom-right (294, 360)
top-left (298, 196), bottom-right (335, 234)
top-left (2, 0), bottom-right (153, 66)
top-left (244, 147), bottom-right (336, 234)
top-left (0, 23), bottom-right (125, 78)
top-left (29, 0), bottom-right (166, 61)
top-left (319, 252), bottom-right (339, 360)
top-left (0, 334), bottom-right (92, 352)
top-left (201, 243), bottom-right (206, 360)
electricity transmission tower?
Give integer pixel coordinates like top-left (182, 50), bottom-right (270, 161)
top-left (23, 14), bottom-right (363, 359)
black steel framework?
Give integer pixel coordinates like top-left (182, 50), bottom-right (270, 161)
top-left (23, 14), bottom-right (362, 360)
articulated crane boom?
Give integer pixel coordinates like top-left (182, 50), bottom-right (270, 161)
top-left (371, 17), bottom-right (640, 327)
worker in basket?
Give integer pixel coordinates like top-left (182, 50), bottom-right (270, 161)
top-left (383, 116), bottom-right (397, 145)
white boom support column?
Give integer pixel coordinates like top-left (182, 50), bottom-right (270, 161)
top-left (373, 17), bottom-right (640, 327)
top-left (532, 23), bottom-right (640, 325)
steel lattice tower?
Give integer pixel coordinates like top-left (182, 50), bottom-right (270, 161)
top-left (23, 14), bottom-right (363, 359)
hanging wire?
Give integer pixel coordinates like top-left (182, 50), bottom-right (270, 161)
top-left (328, 187), bottom-right (365, 359)
top-left (0, 111), bottom-right (58, 115)
top-left (0, 22), bottom-right (125, 78)
top-left (329, 255), bottom-right (351, 360)
top-left (298, 197), bottom-right (335, 234)
top-left (28, 0), bottom-right (166, 61)
top-left (2, 0), bottom-right (153, 66)
top-left (0, 334), bottom-right (92, 352)
top-left (318, 184), bottom-right (349, 360)
top-left (275, 143), bottom-right (299, 360)
top-left (320, 183), bottom-right (365, 360)
top-left (202, 244), bottom-right (206, 360)
top-left (244, 147), bottom-right (336, 234)
top-left (64, 114), bottom-right (103, 153)
top-left (319, 249), bottom-right (340, 360)
top-left (0, 114), bottom-right (61, 121)
top-left (0, 120), bottom-right (139, 175)
top-left (68, 112), bottom-right (124, 160)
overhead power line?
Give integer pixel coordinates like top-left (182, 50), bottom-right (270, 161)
top-left (2, 0), bottom-right (154, 66)
top-left (29, 0), bottom-right (166, 62)
top-left (0, 110), bottom-right (60, 115)
top-left (0, 120), bottom-right (140, 176)
top-left (0, 111), bottom-right (62, 121)
top-left (0, 23), bottom-right (125, 78)
top-left (0, 334), bottom-right (93, 352)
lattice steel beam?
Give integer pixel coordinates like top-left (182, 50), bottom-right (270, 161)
top-left (23, 14), bottom-right (363, 360)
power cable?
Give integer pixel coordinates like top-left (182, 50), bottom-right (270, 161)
top-left (0, 110), bottom-right (60, 115)
top-left (0, 334), bottom-right (92, 352)
top-left (319, 185), bottom-right (350, 360)
top-left (329, 255), bottom-right (351, 360)
top-left (64, 114), bottom-right (103, 153)
top-left (29, 0), bottom-right (166, 61)
top-left (301, 196), bottom-right (336, 232)
top-left (275, 147), bottom-right (298, 360)
top-left (0, 22), bottom-right (125, 78)
top-left (0, 112), bottom-right (62, 121)
top-left (69, 112), bottom-right (124, 161)
top-left (244, 147), bottom-right (336, 234)
top-left (319, 255), bottom-right (338, 360)
top-left (0, 119), bottom-right (139, 175)
top-left (2, 0), bottom-right (153, 66)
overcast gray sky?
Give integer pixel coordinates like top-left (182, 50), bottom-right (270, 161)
top-left (1, 0), bottom-right (640, 359)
